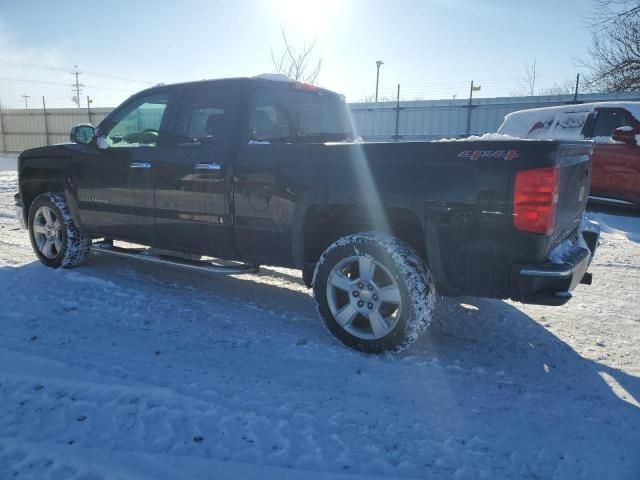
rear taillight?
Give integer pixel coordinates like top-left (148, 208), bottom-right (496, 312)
top-left (290, 81), bottom-right (318, 92)
top-left (513, 166), bottom-right (559, 235)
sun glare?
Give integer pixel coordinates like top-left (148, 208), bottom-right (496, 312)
top-left (272, 0), bottom-right (339, 34)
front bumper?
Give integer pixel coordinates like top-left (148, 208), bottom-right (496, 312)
top-left (511, 220), bottom-right (600, 306)
top-left (14, 193), bottom-right (26, 230)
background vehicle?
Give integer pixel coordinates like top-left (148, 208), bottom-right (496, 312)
top-left (498, 102), bottom-right (640, 205)
top-left (14, 76), bottom-right (599, 353)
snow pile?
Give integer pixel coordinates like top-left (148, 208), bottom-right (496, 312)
top-left (254, 73), bottom-right (290, 82)
top-left (435, 132), bottom-right (529, 142)
top-left (548, 239), bottom-right (575, 265)
top-left (588, 210), bottom-right (640, 243)
top-left (548, 217), bottom-right (596, 265)
top-left (592, 136), bottom-right (623, 145)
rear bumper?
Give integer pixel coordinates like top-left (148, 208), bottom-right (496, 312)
top-left (510, 220), bottom-right (600, 306)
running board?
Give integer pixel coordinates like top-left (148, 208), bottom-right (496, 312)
top-left (90, 243), bottom-right (259, 274)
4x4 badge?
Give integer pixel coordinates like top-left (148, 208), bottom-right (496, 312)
top-left (458, 150), bottom-right (519, 160)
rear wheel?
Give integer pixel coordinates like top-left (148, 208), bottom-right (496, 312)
top-left (312, 233), bottom-right (436, 353)
top-left (28, 193), bottom-right (91, 268)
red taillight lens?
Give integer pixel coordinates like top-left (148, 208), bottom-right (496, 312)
top-left (290, 81), bottom-right (318, 92)
top-left (513, 166), bottom-right (559, 235)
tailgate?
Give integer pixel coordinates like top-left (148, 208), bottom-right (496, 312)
top-left (553, 143), bottom-right (592, 245)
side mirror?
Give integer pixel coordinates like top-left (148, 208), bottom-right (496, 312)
top-left (611, 126), bottom-right (636, 145)
top-left (70, 124), bottom-right (95, 144)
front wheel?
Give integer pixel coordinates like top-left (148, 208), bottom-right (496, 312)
top-left (312, 233), bottom-right (436, 353)
top-left (28, 193), bottom-right (91, 268)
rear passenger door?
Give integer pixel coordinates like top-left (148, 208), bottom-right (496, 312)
top-left (153, 82), bottom-right (243, 257)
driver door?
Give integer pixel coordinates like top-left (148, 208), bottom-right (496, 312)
top-left (72, 92), bottom-right (171, 244)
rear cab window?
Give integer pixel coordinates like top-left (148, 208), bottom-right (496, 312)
top-left (248, 82), bottom-right (354, 143)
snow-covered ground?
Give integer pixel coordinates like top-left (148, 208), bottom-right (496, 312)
top-left (0, 154), bottom-right (639, 479)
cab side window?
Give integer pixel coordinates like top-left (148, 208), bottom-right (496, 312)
top-left (101, 93), bottom-right (169, 148)
top-left (174, 87), bottom-right (235, 144)
top-left (592, 109), bottom-right (631, 138)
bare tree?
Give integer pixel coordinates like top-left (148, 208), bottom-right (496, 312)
top-left (589, 0), bottom-right (640, 26)
top-left (271, 26), bottom-right (322, 84)
top-left (580, 1), bottom-right (640, 91)
top-left (517, 59), bottom-right (537, 96)
top-left (538, 79), bottom-right (577, 96)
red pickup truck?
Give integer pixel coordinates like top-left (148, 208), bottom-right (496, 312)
top-left (498, 102), bottom-right (640, 205)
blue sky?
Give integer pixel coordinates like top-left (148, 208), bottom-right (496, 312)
top-left (0, 0), bottom-right (594, 107)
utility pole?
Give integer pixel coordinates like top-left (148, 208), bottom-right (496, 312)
top-left (86, 95), bottom-right (93, 123)
top-left (573, 73), bottom-right (580, 102)
top-left (0, 99), bottom-right (6, 153)
top-left (394, 84), bottom-right (401, 142)
top-left (21, 95), bottom-right (30, 109)
top-left (467, 81), bottom-right (481, 136)
top-left (71, 65), bottom-right (84, 108)
top-left (42, 96), bottom-right (50, 146)
top-left (375, 60), bottom-right (384, 102)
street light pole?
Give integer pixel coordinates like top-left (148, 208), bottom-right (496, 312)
top-left (375, 60), bottom-right (384, 102)
top-left (21, 95), bottom-right (30, 109)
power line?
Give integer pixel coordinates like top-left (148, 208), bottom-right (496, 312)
top-left (0, 61), bottom-right (156, 85)
top-left (0, 76), bottom-right (137, 92)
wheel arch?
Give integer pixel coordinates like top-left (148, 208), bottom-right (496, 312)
top-left (20, 158), bottom-right (84, 231)
top-left (297, 203), bottom-right (429, 287)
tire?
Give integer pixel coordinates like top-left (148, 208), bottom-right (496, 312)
top-left (312, 233), bottom-right (436, 353)
top-left (28, 192), bottom-right (91, 268)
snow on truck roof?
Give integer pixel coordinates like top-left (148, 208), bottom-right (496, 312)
top-left (503, 101), bottom-right (640, 120)
top-left (498, 101), bottom-right (640, 139)
top-left (253, 73), bottom-right (291, 82)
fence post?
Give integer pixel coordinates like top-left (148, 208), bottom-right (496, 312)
top-left (42, 96), bottom-right (50, 146)
top-left (0, 100), bottom-right (5, 153)
top-left (394, 84), bottom-right (401, 142)
top-left (86, 96), bottom-right (92, 124)
top-left (466, 80), bottom-right (474, 136)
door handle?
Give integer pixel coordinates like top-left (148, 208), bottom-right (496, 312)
top-left (129, 162), bottom-right (151, 169)
top-left (194, 162), bottom-right (222, 171)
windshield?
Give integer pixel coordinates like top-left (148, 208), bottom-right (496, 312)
top-left (249, 86), bottom-right (354, 143)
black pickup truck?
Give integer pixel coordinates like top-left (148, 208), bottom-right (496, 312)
top-left (14, 75), bottom-right (599, 353)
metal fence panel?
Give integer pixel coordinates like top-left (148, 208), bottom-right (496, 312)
top-left (4, 134), bottom-right (48, 153)
top-left (350, 91), bottom-right (640, 141)
top-left (3, 111), bottom-right (45, 134)
top-left (0, 107), bottom-right (113, 153)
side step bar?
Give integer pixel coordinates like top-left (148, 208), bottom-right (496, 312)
top-left (90, 243), bottom-right (259, 275)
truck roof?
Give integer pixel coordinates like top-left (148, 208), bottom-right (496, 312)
top-left (135, 75), bottom-right (342, 98)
